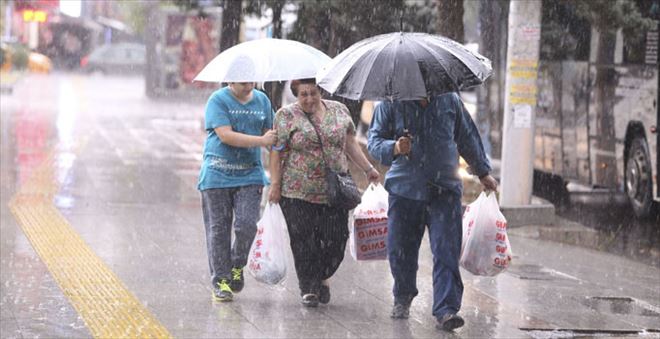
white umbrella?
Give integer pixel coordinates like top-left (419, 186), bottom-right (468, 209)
top-left (194, 38), bottom-right (331, 83)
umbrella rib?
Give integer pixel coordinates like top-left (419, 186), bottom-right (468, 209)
top-left (409, 39), bottom-right (463, 89)
top-left (421, 36), bottom-right (492, 84)
top-left (337, 37), bottom-right (396, 100)
top-left (316, 35), bottom-right (391, 93)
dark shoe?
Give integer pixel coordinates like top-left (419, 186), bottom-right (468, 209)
top-left (436, 313), bottom-right (465, 331)
top-left (212, 280), bottom-right (233, 302)
top-left (230, 267), bottom-right (244, 293)
top-left (319, 285), bottom-right (330, 304)
top-left (390, 298), bottom-right (412, 319)
top-left (301, 294), bottom-right (319, 307)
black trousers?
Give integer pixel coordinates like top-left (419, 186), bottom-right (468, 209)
top-left (280, 197), bottom-right (349, 296)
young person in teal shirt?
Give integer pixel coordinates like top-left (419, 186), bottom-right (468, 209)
top-left (198, 82), bottom-right (275, 302)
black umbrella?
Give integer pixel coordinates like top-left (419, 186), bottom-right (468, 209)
top-left (316, 32), bottom-right (492, 101)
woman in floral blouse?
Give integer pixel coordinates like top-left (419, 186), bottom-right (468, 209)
top-left (268, 78), bottom-right (380, 307)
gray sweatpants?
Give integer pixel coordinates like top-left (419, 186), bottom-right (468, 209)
top-left (201, 185), bottom-right (262, 286)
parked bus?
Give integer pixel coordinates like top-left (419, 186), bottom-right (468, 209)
top-left (534, 2), bottom-right (658, 219)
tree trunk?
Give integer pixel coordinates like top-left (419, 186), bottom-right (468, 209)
top-left (476, 0), bottom-right (498, 157)
top-left (220, 0), bottom-right (242, 52)
top-left (271, 0), bottom-right (283, 39)
top-left (264, 0), bottom-right (285, 110)
top-left (436, 0), bottom-right (464, 43)
top-left (144, 0), bottom-right (159, 98)
top-left (593, 28), bottom-right (617, 187)
top-left (478, 0), bottom-right (508, 159)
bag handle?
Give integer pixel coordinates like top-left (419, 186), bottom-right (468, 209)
top-left (302, 111), bottom-right (332, 169)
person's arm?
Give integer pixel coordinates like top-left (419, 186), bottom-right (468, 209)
top-left (206, 92), bottom-right (276, 148)
top-left (268, 107), bottom-right (290, 203)
top-left (345, 134), bottom-right (381, 182)
top-left (268, 149), bottom-right (282, 203)
top-left (214, 126), bottom-right (276, 148)
top-left (367, 103), bottom-right (398, 166)
top-left (479, 174), bottom-right (498, 192)
top-left (453, 95), bottom-right (497, 191)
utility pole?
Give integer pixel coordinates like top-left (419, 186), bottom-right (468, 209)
top-left (500, 0), bottom-right (542, 206)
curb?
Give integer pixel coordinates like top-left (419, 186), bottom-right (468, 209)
top-left (508, 218), bottom-right (660, 267)
top-left (501, 196), bottom-right (556, 227)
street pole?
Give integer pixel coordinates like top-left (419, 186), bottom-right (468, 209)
top-left (500, 0), bottom-right (542, 206)
top-left (144, 0), bottom-right (159, 98)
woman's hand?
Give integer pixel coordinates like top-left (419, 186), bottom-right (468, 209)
top-left (268, 182), bottom-right (281, 203)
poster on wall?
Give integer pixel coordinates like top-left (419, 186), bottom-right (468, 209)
top-left (160, 9), bottom-right (221, 91)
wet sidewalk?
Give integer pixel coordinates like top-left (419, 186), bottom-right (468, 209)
top-left (1, 74), bottom-right (659, 338)
top-left (3, 187), bottom-right (659, 338)
top-left (3, 161), bottom-right (659, 338)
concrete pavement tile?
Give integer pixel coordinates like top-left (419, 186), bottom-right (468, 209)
top-left (158, 306), bottom-right (266, 339)
top-left (12, 314), bottom-right (90, 338)
top-left (619, 314), bottom-right (660, 330)
top-left (0, 317), bottom-right (23, 339)
top-left (0, 303), bottom-right (13, 320)
top-left (510, 235), bottom-right (660, 303)
top-left (252, 319), bottom-right (353, 338)
top-left (129, 284), bottom-right (211, 310)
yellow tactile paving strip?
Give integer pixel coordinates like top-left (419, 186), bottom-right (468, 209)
top-left (8, 152), bottom-right (172, 338)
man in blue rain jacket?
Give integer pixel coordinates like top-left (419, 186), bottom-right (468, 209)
top-left (368, 92), bottom-right (498, 332)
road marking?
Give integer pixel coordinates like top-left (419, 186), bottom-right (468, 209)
top-left (9, 149), bottom-right (172, 339)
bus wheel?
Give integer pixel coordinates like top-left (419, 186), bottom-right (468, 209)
top-left (625, 136), bottom-right (654, 219)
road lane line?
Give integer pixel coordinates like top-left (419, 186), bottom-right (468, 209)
top-left (9, 152), bottom-right (172, 338)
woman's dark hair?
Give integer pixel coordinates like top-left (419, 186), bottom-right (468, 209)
top-left (290, 78), bottom-right (317, 96)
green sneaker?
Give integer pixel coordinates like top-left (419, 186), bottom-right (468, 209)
top-left (230, 267), bottom-right (244, 293)
top-left (212, 280), bottom-right (233, 302)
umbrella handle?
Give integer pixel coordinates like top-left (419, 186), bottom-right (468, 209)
top-left (402, 129), bottom-right (411, 161)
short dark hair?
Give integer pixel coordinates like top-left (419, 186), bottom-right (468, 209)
top-left (290, 78), bottom-right (317, 97)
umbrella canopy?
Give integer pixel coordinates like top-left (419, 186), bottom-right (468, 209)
top-left (316, 32), bottom-right (492, 101)
top-left (194, 38), bottom-right (331, 82)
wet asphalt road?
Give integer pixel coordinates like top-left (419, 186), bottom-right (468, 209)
top-left (1, 73), bottom-right (659, 338)
top-left (560, 201), bottom-right (660, 267)
top-left (531, 181), bottom-right (660, 268)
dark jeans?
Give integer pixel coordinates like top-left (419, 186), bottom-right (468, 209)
top-left (201, 185), bottom-right (262, 286)
top-left (387, 188), bottom-right (464, 319)
top-left (280, 197), bottom-right (349, 296)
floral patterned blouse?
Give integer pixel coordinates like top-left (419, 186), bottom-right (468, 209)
top-left (274, 100), bottom-right (356, 204)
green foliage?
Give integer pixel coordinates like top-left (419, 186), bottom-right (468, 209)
top-left (573, 0), bottom-right (655, 33)
top-left (171, 0), bottom-right (217, 11)
top-left (288, 0), bottom-right (433, 56)
top-left (244, 0), bottom-right (286, 16)
top-left (541, 0), bottom-right (591, 61)
top-left (541, 0), bottom-right (656, 62)
top-left (116, 1), bottom-right (150, 39)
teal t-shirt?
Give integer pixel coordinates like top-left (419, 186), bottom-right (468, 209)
top-left (197, 87), bottom-right (273, 190)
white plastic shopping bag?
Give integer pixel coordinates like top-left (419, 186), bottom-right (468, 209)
top-left (247, 203), bottom-right (288, 285)
top-left (460, 192), bottom-right (512, 276)
top-left (350, 183), bottom-right (389, 260)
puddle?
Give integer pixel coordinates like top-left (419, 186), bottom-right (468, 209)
top-left (584, 297), bottom-right (660, 317)
top-left (506, 264), bottom-right (578, 281)
top-left (524, 328), bottom-right (660, 338)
